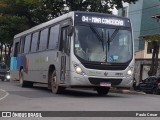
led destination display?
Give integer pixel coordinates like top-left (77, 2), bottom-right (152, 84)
top-left (75, 12), bottom-right (131, 27)
top-left (82, 16), bottom-right (124, 26)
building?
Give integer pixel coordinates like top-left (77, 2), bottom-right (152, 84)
top-left (118, 0), bottom-right (160, 82)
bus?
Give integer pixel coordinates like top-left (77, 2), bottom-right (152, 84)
top-left (10, 11), bottom-right (134, 95)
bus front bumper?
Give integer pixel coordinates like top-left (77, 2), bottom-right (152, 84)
top-left (70, 71), bottom-right (133, 88)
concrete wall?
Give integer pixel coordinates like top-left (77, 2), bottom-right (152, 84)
top-left (135, 59), bottom-right (160, 83)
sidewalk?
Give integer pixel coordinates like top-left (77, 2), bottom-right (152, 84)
top-left (110, 88), bottom-right (146, 95)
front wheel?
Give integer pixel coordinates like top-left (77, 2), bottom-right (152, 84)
top-left (50, 71), bottom-right (65, 94)
top-left (95, 87), bottom-right (110, 95)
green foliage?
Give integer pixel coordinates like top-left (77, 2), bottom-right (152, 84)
top-left (65, 0), bottom-right (112, 13)
top-left (0, 15), bottom-right (28, 44)
top-left (65, 0), bottom-right (138, 13)
top-left (0, 0), bottom-right (138, 45)
top-left (142, 34), bottom-right (160, 42)
top-left (0, 0), bottom-right (138, 64)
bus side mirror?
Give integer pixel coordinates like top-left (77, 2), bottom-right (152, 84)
top-left (68, 26), bottom-right (73, 36)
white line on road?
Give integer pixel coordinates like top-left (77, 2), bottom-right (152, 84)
top-left (0, 89), bottom-right (9, 101)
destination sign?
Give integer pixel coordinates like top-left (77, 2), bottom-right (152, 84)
top-left (81, 15), bottom-right (124, 26)
top-left (74, 12), bottom-right (131, 27)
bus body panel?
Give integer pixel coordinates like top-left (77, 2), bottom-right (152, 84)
top-left (11, 50), bottom-right (58, 82)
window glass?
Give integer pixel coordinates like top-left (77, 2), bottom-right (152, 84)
top-left (31, 32), bottom-right (39, 52)
top-left (119, 35), bottom-right (128, 46)
top-left (48, 25), bottom-right (59, 49)
top-left (74, 25), bottom-right (132, 63)
top-left (20, 37), bottom-right (25, 53)
top-left (13, 38), bottom-right (20, 57)
top-left (14, 42), bottom-right (19, 57)
top-left (39, 28), bottom-right (49, 51)
top-left (24, 34), bottom-right (31, 53)
top-left (61, 27), bottom-right (69, 52)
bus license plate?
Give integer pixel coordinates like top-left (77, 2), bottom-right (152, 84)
top-left (100, 82), bottom-right (111, 87)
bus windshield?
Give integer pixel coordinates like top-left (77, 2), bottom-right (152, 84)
top-left (74, 25), bottom-right (132, 63)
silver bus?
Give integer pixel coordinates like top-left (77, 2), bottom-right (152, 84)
top-left (10, 11), bottom-right (134, 95)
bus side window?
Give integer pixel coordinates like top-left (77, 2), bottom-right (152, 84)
top-left (31, 32), bottom-right (39, 52)
top-left (29, 33), bottom-right (33, 52)
top-left (14, 42), bottom-right (20, 57)
top-left (48, 24), bottom-right (60, 49)
top-left (39, 28), bottom-right (49, 51)
top-left (24, 34), bottom-right (31, 53)
top-left (20, 37), bottom-right (25, 53)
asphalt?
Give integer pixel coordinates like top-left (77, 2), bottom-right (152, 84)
top-left (2, 80), bottom-right (146, 95)
top-left (0, 89), bottom-right (6, 98)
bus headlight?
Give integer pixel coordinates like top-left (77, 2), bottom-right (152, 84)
top-left (75, 66), bottom-right (83, 74)
top-left (127, 68), bottom-right (134, 76)
top-left (72, 62), bottom-right (84, 75)
top-left (127, 70), bottom-right (132, 75)
top-left (6, 75), bottom-right (11, 79)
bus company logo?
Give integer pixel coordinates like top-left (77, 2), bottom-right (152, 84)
top-left (1, 112), bottom-right (42, 118)
top-left (104, 72), bottom-right (108, 76)
top-left (2, 112), bottom-right (11, 117)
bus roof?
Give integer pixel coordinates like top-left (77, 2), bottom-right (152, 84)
top-left (14, 11), bottom-right (75, 38)
top-left (14, 11), bottom-right (130, 39)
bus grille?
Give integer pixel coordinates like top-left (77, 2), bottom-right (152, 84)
top-left (83, 63), bottom-right (127, 70)
top-left (88, 78), bottom-right (122, 85)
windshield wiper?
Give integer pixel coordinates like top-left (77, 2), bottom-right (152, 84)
top-left (89, 24), bottom-right (104, 51)
top-left (107, 28), bottom-right (120, 51)
top-left (107, 31), bottom-right (110, 51)
top-left (109, 28), bottom-right (120, 43)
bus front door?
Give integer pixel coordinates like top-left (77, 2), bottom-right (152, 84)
top-left (59, 26), bottom-right (70, 84)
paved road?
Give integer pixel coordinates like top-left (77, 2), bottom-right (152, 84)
top-left (0, 80), bottom-right (160, 120)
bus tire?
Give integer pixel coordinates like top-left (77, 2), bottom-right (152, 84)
top-left (50, 71), bottom-right (64, 94)
top-left (95, 87), bottom-right (110, 95)
top-left (19, 69), bottom-right (33, 87)
top-left (152, 87), bottom-right (159, 95)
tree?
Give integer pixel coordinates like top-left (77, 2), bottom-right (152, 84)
top-left (65, 0), bottom-right (138, 13)
top-left (0, 0), bottom-right (138, 64)
top-left (0, 0), bottom-right (138, 26)
top-left (0, 15), bottom-right (28, 64)
top-left (0, 0), bottom-right (31, 64)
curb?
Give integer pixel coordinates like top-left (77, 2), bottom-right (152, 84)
top-left (110, 88), bottom-right (146, 95)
